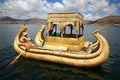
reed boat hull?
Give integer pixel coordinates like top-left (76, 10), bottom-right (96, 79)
top-left (14, 25), bottom-right (110, 67)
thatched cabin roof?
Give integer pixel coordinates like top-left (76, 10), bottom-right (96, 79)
top-left (47, 12), bottom-right (84, 32)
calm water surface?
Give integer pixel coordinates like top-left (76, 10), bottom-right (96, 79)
top-left (0, 24), bottom-right (120, 80)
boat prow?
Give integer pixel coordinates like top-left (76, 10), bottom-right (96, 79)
top-left (35, 25), bottom-right (45, 46)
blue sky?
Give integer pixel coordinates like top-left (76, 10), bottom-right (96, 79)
top-left (0, 0), bottom-right (120, 20)
top-left (47, 0), bottom-right (62, 3)
top-left (0, 0), bottom-right (5, 3)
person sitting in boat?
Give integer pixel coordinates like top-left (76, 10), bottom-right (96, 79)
top-left (87, 42), bottom-right (93, 53)
top-left (18, 32), bottom-right (35, 50)
top-left (49, 29), bottom-right (53, 36)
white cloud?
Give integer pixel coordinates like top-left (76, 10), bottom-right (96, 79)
top-left (62, 0), bottom-right (118, 20)
top-left (83, 13), bottom-right (103, 21)
top-left (0, 0), bottom-right (48, 19)
top-left (0, 0), bottom-right (119, 20)
top-left (117, 3), bottom-right (120, 8)
top-left (53, 2), bottom-right (64, 11)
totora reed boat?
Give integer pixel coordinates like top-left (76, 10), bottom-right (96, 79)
top-left (14, 12), bottom-right (110, 67)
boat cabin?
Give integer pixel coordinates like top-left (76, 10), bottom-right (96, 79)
top-left (45, 13), bottom-right (85, 52)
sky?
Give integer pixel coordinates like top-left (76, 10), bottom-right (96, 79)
top-left (0, 0), bottom-right (120, 20)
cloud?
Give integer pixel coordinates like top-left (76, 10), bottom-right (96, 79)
top-left (0, 0), bottom-right (119, 20)
top-left (83, 13), bottom-right (103, 21)
top-left (53, 2), bottom-right (65, 11)
top-left (62, 0), bottom-right (118, 20)
top-left (117, 3), bottom-right (120, 8)
top-left (0, 0), bottom-right (48, 19)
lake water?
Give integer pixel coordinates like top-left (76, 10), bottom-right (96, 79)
top-left (0, 24), bottom-right (120, 80)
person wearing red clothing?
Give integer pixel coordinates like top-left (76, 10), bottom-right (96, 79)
top-left (18, 32), bottom-right (34, 50)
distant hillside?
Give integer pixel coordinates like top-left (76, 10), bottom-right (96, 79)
top-left (0, 16), bottom-right (47, 24)
top-left (88, 16), bottom-right (120, 26)
top-left (0, 16), bottom-right (20, 21)
top-left (1, 16), bottom-right (120, 26)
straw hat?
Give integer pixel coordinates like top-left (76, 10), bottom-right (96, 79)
top-left (22, 32), bottom-right (27, 36)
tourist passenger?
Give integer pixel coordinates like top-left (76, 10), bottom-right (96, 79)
top-left (48, 28), bottom-right (53, 36)
top-left (87, 42), bottom-right (93, 53)
top-left (18, 32), bottom-right (35, 50)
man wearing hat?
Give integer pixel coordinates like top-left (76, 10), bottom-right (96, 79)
top-left (18, 32), bottom-right (34, 50)
top-left (20, 32), bottom-right (32, 43)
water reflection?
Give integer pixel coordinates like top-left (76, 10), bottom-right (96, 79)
top-left (16, 58), bottom-right (106, 80)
